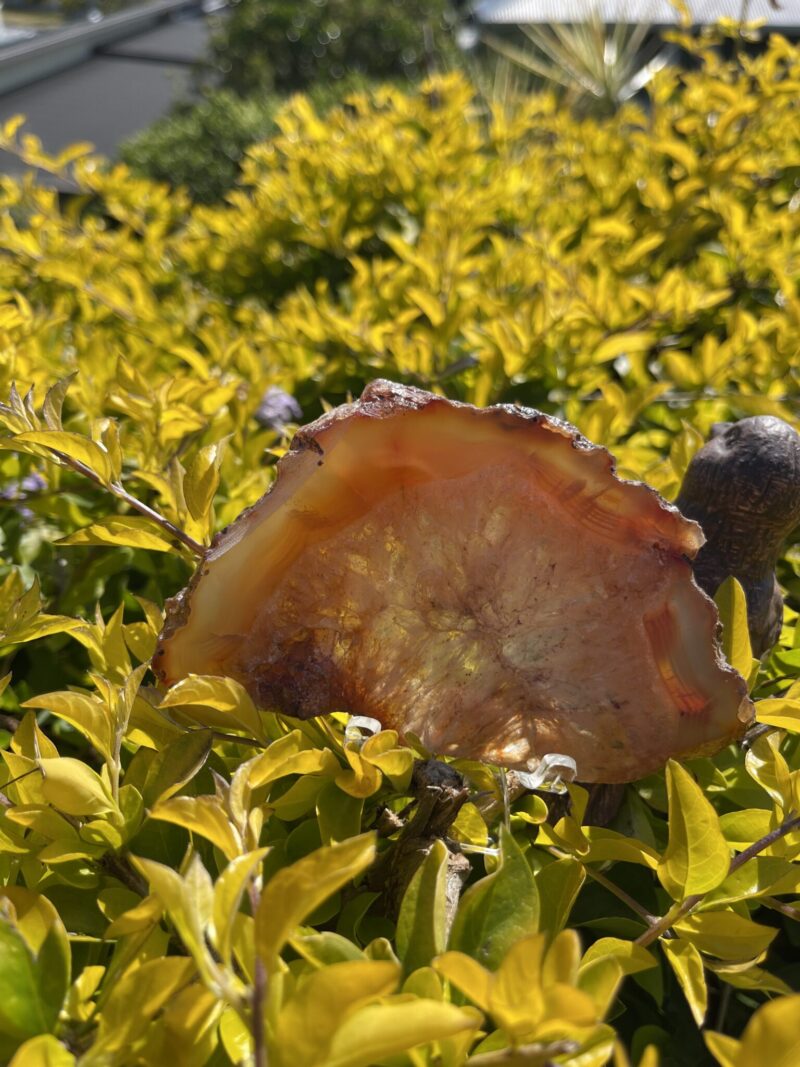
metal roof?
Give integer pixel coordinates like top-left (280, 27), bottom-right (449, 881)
top-left (0, 11), bottom-right (212, 189)
top-left (100, 14), bottom-right (212, 63)
top-left (473, 0), bottom-right (800, 25)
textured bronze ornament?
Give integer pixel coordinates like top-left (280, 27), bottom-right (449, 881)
top-left (675, 415), bottom-right (800, 658)
top-left (155, 381), bottom-right (752, 783)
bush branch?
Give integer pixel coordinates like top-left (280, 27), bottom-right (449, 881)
top-left (51, 449), bottom-right (205, 557)
top-left (636, 811), bottom-right (800, 948)
top-left (248, 883), bottom-right (268, 1067)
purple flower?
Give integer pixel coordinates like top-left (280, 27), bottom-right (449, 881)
top-left (254, 386), bottom-right (303, 432)
top-left (20, 474), bottom-right (46, 494)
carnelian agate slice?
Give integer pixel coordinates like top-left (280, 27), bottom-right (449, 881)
top-left (155, 381), bottom-right (752, 783)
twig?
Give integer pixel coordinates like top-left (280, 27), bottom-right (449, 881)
top-left (581, 864), bottom-right (659, 926)
top-left (0, 713), bottom-right (19, 734)
top-left (761, 895), bottom-right (800, 922)
top-left (100, 851), bottom-right (149, 897)
top-left (2, 766), bottom-right (43, 788)
top-left (714, 981), bottom-right (732, 1033)
top-left (368, 759), bottom-right (471, 918)
top-left (207, 730), bottom-right (263, 749)
top-left (248, 883), bottom-right (268, 1067)
top-left (51, 450), bottom-right (205, 558)
top-left (636, 811), bottom-right (800, 947)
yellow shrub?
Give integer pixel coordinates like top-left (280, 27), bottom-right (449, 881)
top-left (0, 34), bottom-right (798, 1066)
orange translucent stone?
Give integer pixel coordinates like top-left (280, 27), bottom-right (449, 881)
top-left (156, 381), bottom-right (752, 782)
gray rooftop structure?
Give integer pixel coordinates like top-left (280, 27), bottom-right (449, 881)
top-left (474, 0), bottom-right (800, 26)
top-left (101, 15), bottom-right (213, 63)
top-left (0, 3), bottom-right (216, 188)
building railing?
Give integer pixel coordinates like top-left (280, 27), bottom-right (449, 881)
top-left (0, 0), bottom-right (207, 95)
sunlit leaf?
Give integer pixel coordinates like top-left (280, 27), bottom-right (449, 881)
top-left (658, 761), bottom-right (730, 900)
top-left (662, 938), bottom-right (706, 1027)
top-left (256, 834), bottom-right (376, 962)
top-left (450, 826), bottom-right (539, 968)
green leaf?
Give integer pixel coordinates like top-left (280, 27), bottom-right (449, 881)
top-left (57, 516), bottom-right (181, 554)
top-left (396, 839), bottom-right (449, 975)
top-left (0, 890), bottom-right (70, 1045)
top-left (702, 855), bottom-right (800, 906)
top-left (732, 993), bottom-right (800, 1067)
top-left (90, 957), bottom-right (195, 1056)
top-left (433, 952), bottom-right (492, 1011)
top-left (674, 910), bottom-right (777, 960)
top-left (131, 856), bottom-right (217, 985)
top-left (256, 834), bottom-right (376, 963)
top-left (745, 733), bottom-right (793, 810)
top-left (657, 761), bottom-right (730, 900)
top-left (159, 675), bottom-right (266, 742)
top-left (38, 758), bottom-right (116, 817)
top-left (291, 931), bottom-right (366, 968)
top-left (316, 781), bottom-right (364, 846)
top-left (322, 1000), bottom-right (481, 1067)
top-left (21, 691), bottom-right (112, 763)
top-left (703, 1031), bottom-right (741, 1067)
top-left (212, 848), bottom-right (269, 965)
top-left (273, 960), bottom-right (400, 1067)
top-left (535, 858), bottom-right (585, 936)
top-left (0, 431), bottom-right (112, 484)
top-left (184, 442), bottom-right (223, 525)
top-left (583, 828), bottom-right (660, 868)
top-left (488, 933), bottom-right (548, 1037)
top-left (219, 1009), bottom-right (252, 1067)
top-left (714, 577), bottom-right (753, 679)
top-left (755, 697), bottom-right (800, 732)
top-left (141, 729), bottom-right (213, 807)
top-left (149, 795), bottom-right (242, 860)
top-left (578, 938), bottom-right (656, 1017)
top-left (709, 963), bottom-right (791, 996)
top-left (719, 809), bottom-right (774, 848)
top-left (662, 938), bottom-right (707, 1027)
top-left (450, 826), bottom-right (539, 968)
top-left (592, 331), bottom-right (657, 364)
top-left (8, 1035), bottom-right (76, 1067)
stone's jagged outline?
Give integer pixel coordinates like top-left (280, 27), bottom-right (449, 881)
top-left (155, 380), bottom-right (753, 783)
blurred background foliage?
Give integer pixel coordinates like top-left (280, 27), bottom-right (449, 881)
top-left (0, 20), bottom-right (799, 1067)
top-left (207, 0), bottom-right (459, 96)
top-left (122, 0), bottom-right (460, 202)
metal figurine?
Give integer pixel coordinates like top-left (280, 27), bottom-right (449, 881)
top-left (676, 415), bottom-right (800, 657)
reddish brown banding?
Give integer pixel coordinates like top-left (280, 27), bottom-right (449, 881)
top-left (156, 380), bottom-right (752, 782)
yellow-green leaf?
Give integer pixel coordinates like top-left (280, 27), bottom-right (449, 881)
top-left (674, 910), bottom-right (777, 960)
top-left (755, 698), bottom-right (800, 732)
top-left (323, 999), bottom-right (481, 1067)
top-left (212, 848), bottom-right (269, 965)
top-left (714, 577), bottom-right (753, 680)
top-left (21, 691), bottom-right (112, 762)
top-left (8, 1035), bottom-right (76, 1067)
top-left (732, 993), bottom-right (800, 1067)
top-left (1, 431), bottom-right (112, 484)
top-left (57, 516), bottom-right (180, 554)
top-left (662, 938), bottom-right (707, 1027)
top-left (703, 1031), bottom-right (741, 1067)
top-left (184, 442), bottom-right (223, 525)
top-left (149, 795), bottom-right (242, 861)
top-left (256, 834), bottom-right (376, 963)
top-left (38, 758), bottom-right (115, 817)
top-left (273, 960), bottom-right (400, 1067)
top-left (396, 839), bottom-right (449, 975)
top-left (159, 675), bottom-right (266, 742)
top-left (657, 761), bottom-right (730, 900)
top-left (433, 952), bottom-right (492, 1012)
